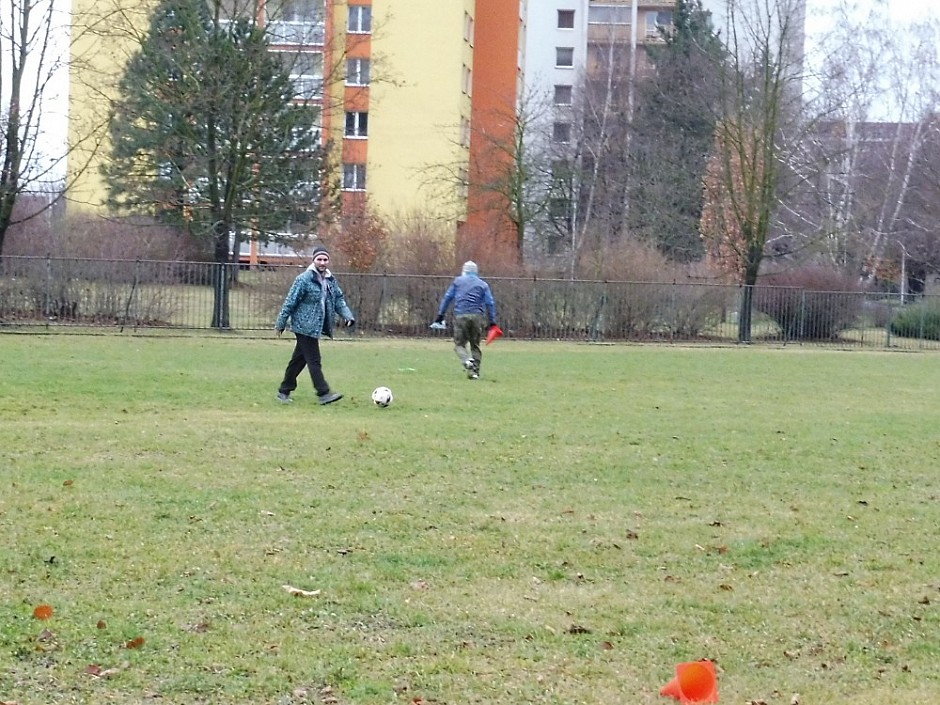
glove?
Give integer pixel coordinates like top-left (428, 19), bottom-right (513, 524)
top-left (345, 319), bottom-right (356, 328)
top-left (488, 322), bottom-right (498, 331)
top-left (434, 314), bottom-right (444, 324)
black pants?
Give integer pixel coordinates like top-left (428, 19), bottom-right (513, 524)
top-left (278, 333), bottom-right (330, 397)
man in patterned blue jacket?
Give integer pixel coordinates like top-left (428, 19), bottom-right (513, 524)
top-left (275, 245), bottom-right (355, 405)
top-left (433, 261), bottom-right (498, 380)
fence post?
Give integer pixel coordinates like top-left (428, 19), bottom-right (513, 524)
top-left (885, 303), bottom-right (892, 348)
top-left (919, 302), bottom-right (926, 349)
top-left (671, 282), bottom-right (678, 340)
top-left (738, 285), bottom-right (753, 343)
top-left (798, 289), bottom-right (806, 343)
top-left (212, 262), bottom-right (231, 329)
top-left (43, 255), bottom-right (53, 327)
top-left (378, 273), bottom-right (387, 330)
top-left (589, 282), bottom-right (607, 342)
top-left (120, 259), bottom-right (141, 333)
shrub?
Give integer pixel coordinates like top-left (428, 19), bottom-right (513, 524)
top-left (7, 212), bottom-right (206, 261)
top-left (890, 300), bottom-right (940, 340)
top-left (374, 211), bottom-right (455, 275)
top-left (754, 266), bottom-right (864, 340)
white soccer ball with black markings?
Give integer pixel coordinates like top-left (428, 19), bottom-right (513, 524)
top-left (371, 386), bottom-right (393, 407)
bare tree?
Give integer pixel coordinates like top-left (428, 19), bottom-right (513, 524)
top-left (806, 1), bottom-right (940, 283)
top-left (572, 17), bottom-right (635, 257)
top-left (699, 0), bottom-right (808, 342)
top-left (425, 86), bottom-right (563, 271)
top-left (0, 0), bottom-right (68, 253)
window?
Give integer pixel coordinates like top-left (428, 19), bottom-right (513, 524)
top-left (553, 84), bottom-right (573, 105)
top-left (550, 198), bottom-right (572, 218)
top-left (462, 65), bottom-right (473, 94)
top-left (588, 5), bottom-right (630, 25)
top-left (549, 198), bottom-right (573, 234)
top-left (647, 10), bottom-right (672, 35)
top-left (555, 47), bottom-right (574, 68)
top-left (557, 9), bottom-right (575, 29)
top-left (345, 58), bottom-right (371, 86)
top-left (278, 0), bottom-right (321, 23)
top-left (275, 50), bottom-right (323, 100)
top-left (342, 163), bottom-right (366, 190)
top-left (264, 0), bottom-right (325, 44)
top-left (348, 5), bottom-right (371, 33)
top-left (460, 117), bottom-right (471, 147)
top-left (551, 160), bottom-right (572, 183)
top-left (344, 111), bottom-right (368, 137)
top-left (552, 122), bottom-right (571, 143)
top-left (291, 51), bottom-right (323, 77)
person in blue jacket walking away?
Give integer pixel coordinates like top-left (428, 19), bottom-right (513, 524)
top-left (432, 261), bottom-right (498, 380)
top-left (275, 245), bottom-right (355, 405)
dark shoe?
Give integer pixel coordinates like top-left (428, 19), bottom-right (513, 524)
top-left (277, 392), bottom-right (293, 404)
top-left (318, 391), bottom-right (343, 405)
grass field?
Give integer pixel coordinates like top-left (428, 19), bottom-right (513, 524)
top-left (1, 334), bottom-right (938, 705)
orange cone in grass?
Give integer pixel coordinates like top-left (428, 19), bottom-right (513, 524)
top-left (660, 660), bottom-right (718, 704)
top-left (485, 325), bottom-right (503, 345)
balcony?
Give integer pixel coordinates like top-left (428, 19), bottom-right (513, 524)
top-left (587, 23), bottom-right (632, 43)
top-left (266, 20), bottom-right (325, 47)
top-left (290, 76), bottom-right (324, 101)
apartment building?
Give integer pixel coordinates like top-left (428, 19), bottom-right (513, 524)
top-left (518, 1), bottom-right (675, 257)
top-left (66, 0), bottom-right (681, 262)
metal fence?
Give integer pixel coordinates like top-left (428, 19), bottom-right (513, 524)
top-left (2, 255), bottom-right (939, 350)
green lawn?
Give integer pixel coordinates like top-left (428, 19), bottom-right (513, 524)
top-left (1, 334), bottom-right (938, 704)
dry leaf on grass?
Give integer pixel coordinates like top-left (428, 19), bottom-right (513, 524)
top-left (282, 584), bottom-right (321, 597)
top-left (85, 663), bottom-right (126, 678)
top-left (32, 604), bottom-right (54, 620)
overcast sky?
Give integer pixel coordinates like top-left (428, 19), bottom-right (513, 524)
top-left (13, 0), bottom-right (940, 182)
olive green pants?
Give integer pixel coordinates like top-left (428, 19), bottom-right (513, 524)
top-left (453, 313), bottom-right (485, 371)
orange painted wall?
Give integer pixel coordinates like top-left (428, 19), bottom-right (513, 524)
top-left (463, 0), bottom-right (521, 261)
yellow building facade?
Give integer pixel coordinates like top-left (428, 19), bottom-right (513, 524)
top-left (68, 0), bottom-right (160, 210)
top-left (350, 1), bottom-right (473, 225)
top-left (66, 0), bottom-right (474, 234)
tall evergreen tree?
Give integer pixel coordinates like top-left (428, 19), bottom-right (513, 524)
top-left (105, 0), bottom-right (329, 326)
top-left (628, 0), bottom-right (726, 262)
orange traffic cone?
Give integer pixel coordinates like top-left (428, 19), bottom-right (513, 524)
top-left (485, 325), bottom-right (503, 345)
top-left (660, 660), bottom-right (718, 703)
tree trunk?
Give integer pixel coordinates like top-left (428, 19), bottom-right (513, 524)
top-left (737, 247), bottom-right (762, 343)
top-left (737, 284), bottom-right (753, 343)
top-left (211, 225), bottom-right (231, 329)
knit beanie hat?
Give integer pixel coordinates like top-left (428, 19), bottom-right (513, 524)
top-left (311, 244), bottom-right (330, 260)
top-left (462, 260), bottom-right (478, 275)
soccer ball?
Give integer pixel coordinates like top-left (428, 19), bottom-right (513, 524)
top-left (371, 386), bottom-right (393, 407)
